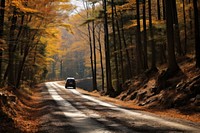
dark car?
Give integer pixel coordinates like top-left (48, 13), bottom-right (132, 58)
top-left (65, 77), bottom-right (76, 89)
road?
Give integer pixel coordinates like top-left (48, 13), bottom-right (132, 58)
top-left (38, 82), bottom-right (200, 133)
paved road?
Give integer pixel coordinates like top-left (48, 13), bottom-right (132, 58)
top-left (39, 82), bottom-right (200, 133)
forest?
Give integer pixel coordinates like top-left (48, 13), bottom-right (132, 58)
top-left (0, 0), bottom-right (200, 132)
top-left (0, 0), bottom-right (74, 88)
top-left (0, 0), bottom-right (200, 105)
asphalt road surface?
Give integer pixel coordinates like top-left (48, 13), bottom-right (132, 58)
top-left (38, 82), bottom-right (200, 133)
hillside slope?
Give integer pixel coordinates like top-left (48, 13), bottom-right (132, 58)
top-left (117, 56), bottom-right (200, 110)
top-left (78, 56), bottom-right (200, 123)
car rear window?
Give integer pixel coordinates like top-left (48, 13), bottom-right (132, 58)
top-left (67, 79), bottom-right (75, 82)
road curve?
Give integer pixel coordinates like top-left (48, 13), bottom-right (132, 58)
top-left (39, 81), bottom-right (200, 133)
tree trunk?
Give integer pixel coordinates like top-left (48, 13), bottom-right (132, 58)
top-left (165, 0), bottom-right (180, 73)
top-left (157, 0), bottom-right (161, 20)
top-left (193, 0), bottom-right (200, 68)
top-left (116, 17), bottom-right (125, 83)
top-left (92, 4), bottom-right (97, 90)
top-left (182, 0), bottom-right (187, 55)
top-left (172, 0), bottom-right (183, 56)
top-left (52, 60), bottom-right (56, 79)
top-left (119, 11), bottom-right (132, 78)
top-left (148, 0), bottom-right (157, 70)
top-left (5, 10), bottom-right (18, 87)
top-left (60, 59), bottom-right (63, 79)
top-left (88, 22), bottom-right (94, 90)
top-left (86, 2), bottom-right (95, 90)
top-left (16, 49), bottom-right (28, 88)
top-left (0, 0), bottom-right (5, 37)
top-left (189, 0), bottom-right (193, 31)
top-left (136, 0), bottom-right (144, 73)
top-left (162, 0), bottom-right (166, 20)
top-left (0, 49), bottom-right (2, 85)
top-left (0, 0), bottom-right (5, 84)
top-left (157, 0), bottom-right (181, 89)
top-left (97, 25), bottom-right (104, 92)
top-left (103, 0), bottom-right (113, 95)
top-left (159, 43), bottom-right (167, 64)
top-left (143, 0), bottom-right (148, 70)
top-left (15, 15), bottom-right (25, 87)
top-left (111, 0), bottom-right (120, 90)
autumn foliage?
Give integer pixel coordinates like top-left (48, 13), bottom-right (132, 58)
top-left (0, 0), bottom-right (72, 88)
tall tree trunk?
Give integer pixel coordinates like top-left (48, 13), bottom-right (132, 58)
top-left (52, 60), bottom-right (56, 79)
top-left (182, 0), bottom-right (187, 55)
top-left (115, 17), bottom-right (125, 83)
top-left (143, 0), bottom-right (148, 70)
top-left (162, 0), bottom-right (166, 20)
top-left (136, 0), bottom-right (144, 73)
top-left (0, 48), bottom-right (2, 84)
top-left (97, 25), bottom-right (104, 92)
top-left (88, 22), bottom-right (94, 90)
top-left (189, 0), bottom-right (193, 33)
top-left (165, 0), bottom-right (180, 73)
top-left (159, 43), bottom-right (167, 64)
top-left (86, 2), bottom-right (94, 90)
top-left (16, 48), bottom-right (28, 88)
top-left (15, 15), bottom-right (25, 86)
top-left (157, 0), bottom-right (161, 20)
top-left (111, 0), bottom-right (120, 89)
top-left (119, 11), bottom-right (132, 78)
top-left (0, 0), bottom-right (5, 37)
top-left (5, 10), bottom-right (18, 87)
top-left (0, 0), bottom-right (5, 84)
top-left (60, 59), bottom-right (63, 79)
top-left (16, 27), bottom-right (38, 88)
top-left (103, 0), bottom-right (113, 95)
top-left (193, 0), bottom-right (200, 68)
top-left (92, 4), bottom-right (97, 90)
top-left (158, 0), bottom-right (165, 65)
top-left (148, 0), bottom-right (157, 70)
top-left (172, 0), bottom-right (183, 56)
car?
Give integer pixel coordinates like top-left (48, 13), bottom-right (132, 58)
top-left (65, 77), bottom-right (76, 89)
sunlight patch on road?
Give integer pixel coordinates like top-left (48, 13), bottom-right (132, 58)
top-left (45, 82), bottom-right (114, 133)
top-left (53, 82), bottom-right (200, 132)
top-left (51, 82), bottom-right (137, 133)
top-left (46, 82), bottom-right (86, 118)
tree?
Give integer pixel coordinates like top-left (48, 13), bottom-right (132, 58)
top-left (135, 0), bottom-right (143, 73)
top-left (103, 0), bottom-right (113, 95)
top-left (0, 0), bottom-right (72, 88)
top-left (157, 0), bottom-right (161, 20)
top-left (0, 0), bottom-right (5, 84)
top-left (142, 0), bottom-right (148, 70)
top-left (172, 0), bottom-right (182, 56)
top-left (0, 0), bottom-right (4, 38)
top-left (165, 0), bottom-right (180, 74)
top-left (162, 0), bottom-right (166, 20)
top-left (118, 11), bottom-right (132, 79)
top-left (148, 0), bottom-right (157, 71)
top-left (111, 0), bottom-right (120, 90)
top-left (193, 0), bottom-right (200, 68)
top-left (92, 3), bottom-right (97, 90)
top-left (6, 9), bottom-right (18, 87)
top-left (96, 24), bottom-right (105, 92)
top-left (115, 11), bottom-right (125, 83)
top-left (182, 0), bottom-right (187, 55)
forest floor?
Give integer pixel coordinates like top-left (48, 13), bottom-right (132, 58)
top-left (0, 85), bottom-right (41, 132)
top-left (0, 55), bottom-right (200, 132)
